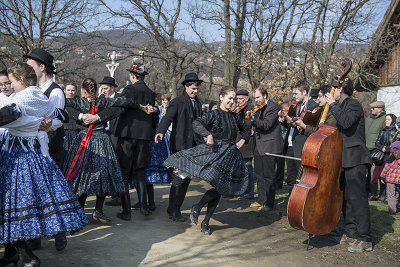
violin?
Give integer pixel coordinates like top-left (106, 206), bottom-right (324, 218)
top-left (235, 102), bottom-right (247, 114)
top-left (245, 102), bottom-right (267, 119)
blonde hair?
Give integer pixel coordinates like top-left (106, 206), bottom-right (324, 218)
top-left (8, 62), bottom-right (37, 88)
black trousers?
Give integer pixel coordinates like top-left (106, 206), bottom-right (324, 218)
top-left (286, 146), bottom-right (300, 195)
top-left (254, 149), bottom-right (277, 207)
top-left (275, 156), bottom-right (285, 189)
top-left (343, 164), bottom-right (371, 242)
top-left (114, 137), bottom-right (150, 183)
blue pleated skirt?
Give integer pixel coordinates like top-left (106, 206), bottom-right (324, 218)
top-left (0, 145), bottom-right (88, 244)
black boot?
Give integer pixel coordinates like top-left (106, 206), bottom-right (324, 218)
top-left (17, 241), bottom-right (40, 267)
top-left (26, 238), bottom-right (41, 250)
top-left (54, 232), bottom-right (67, 251)
top-left (0, 244), bottom-right (19, 266)
top-left (136, 178), bottom-right (151, 216)
top-left (117, 193), bottom-right (132, 221)
top-left (167, 185), bottom-right (176, 216)
top-left (169, 183), bottom-right (188, 222)
top-left (147, 184), bottom-right (156, 211)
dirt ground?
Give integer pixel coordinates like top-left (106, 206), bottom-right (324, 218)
top-left (2, 181), bottom-right (399, 266)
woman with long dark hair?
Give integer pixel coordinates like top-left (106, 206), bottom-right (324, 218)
top-left (63, 78), bottom-right (140, 222)
top-left (164, 86), bottom-right (251, 235)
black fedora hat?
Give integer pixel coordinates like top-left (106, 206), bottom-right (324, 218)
top-left (181, 73), bottom-right (203, 86)
top-left (99, 76), bottom-right (118, 87)
top-left (24, 48), bottom-right (56, 73)
top-left (126, 61), bottom-right (149, 76)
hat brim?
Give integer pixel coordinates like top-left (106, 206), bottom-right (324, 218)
top-left (182, 79), bottom-right (203, 86)
top-left (99, 82), bottom-right (118, 88)
top-left (23, 54), bottom-right (57, 74)
top-left (126, 69), bottom-right (148, 76)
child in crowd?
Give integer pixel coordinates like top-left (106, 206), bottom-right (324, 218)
top-left (380, 141), bottom-right (400, 214)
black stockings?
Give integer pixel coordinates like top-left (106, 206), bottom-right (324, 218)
top-left (193, 188), bottom-right (221, 225)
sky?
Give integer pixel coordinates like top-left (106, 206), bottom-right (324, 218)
top-left (96, 0), bottom-right (393, 43)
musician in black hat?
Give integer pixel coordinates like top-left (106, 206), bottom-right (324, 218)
top-left (25, 48), bottom-right (67, 251)
top-left (155, 73), bottom-right (203, 222)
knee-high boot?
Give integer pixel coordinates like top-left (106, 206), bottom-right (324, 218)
top-left (147, 184), bottom-right (156, 211)
top-left (136, 176), bottom-right (151, 216)
top-left (117, 192), bottom-right (132, 221)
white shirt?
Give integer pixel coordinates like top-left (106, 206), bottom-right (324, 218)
top-left (39, 78), bottom-right (64, 131)
top-left (0, 91), bottom-right (15, 108)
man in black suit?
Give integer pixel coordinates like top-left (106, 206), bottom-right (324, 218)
top-left (280, 81), bottom-right (319, 195)
top-left (248, 87), bottom-right (283, 211)
top-left (326, 77), bottom-right (373, 253)
top-left (155, 73), bottom-right (203, 222)
top-left (111, 62), bottom-right (159, 220)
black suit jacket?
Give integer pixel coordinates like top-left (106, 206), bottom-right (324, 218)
top-left (156, 91), bottom-right (202, 152)
top-left (111, 81), bottom-right (158, 141)
top-left (330, 97), bottom-right (372, 168)
top-left (282, 99), bottom-right (319, 156)
top-left (252, 100), bottom-right (283, 155)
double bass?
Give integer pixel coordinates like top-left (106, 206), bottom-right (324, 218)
top-left (287, 59), bottom-right (352, 236)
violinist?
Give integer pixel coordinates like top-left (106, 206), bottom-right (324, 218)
top-left (294, 85), bottom-right (337, 137)
top-left (325, 77), bottom-right (373, 253)
top-left (235, 89), bottom-right (255, 200)
top-left (279, 80), bottom-right (318, 195)
top-left (248, 87), bottom-right (283, 211)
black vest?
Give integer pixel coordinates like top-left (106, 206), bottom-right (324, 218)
top-left (43, 82), bottom-right (66, 168)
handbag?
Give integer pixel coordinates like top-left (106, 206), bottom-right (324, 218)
top-left (370, 148), bottom-right (384, 165)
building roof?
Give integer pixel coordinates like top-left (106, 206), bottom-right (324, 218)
top-left (355, 0), bottom-right (400, 91)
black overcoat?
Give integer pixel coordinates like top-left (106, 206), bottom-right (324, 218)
top-left (156, 91), bottom-right (202, 152)
top-left (330, 97), bottom-right (372, 168)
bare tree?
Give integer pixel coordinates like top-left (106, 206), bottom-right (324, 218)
top-left (98, 0), bottom-right (203, 97)
top-left (0, 0), bottom-right (90, 66)
top-left (190, 0), bottom-right (248, 88)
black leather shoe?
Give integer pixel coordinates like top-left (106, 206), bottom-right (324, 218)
top-left (190, 205), bottom-right (199, 225)
top-left (116, 211), bottom-right (132, 221)
top-left (54, 232), bottom-right (67, 251)
top-left (139, 204), bottom-right (151, 216)
top-left (92, 210), bottom-right (111, 223)
top-left (169, 210), bottom-right (187, 222)
top-left (201, 221), bottom-right (211, 235)
top-left (0, 253), bottom-right (19, 266)
top-left (132, 202), bottom-right (141, 209)
top-left (26, 239), bottom-right (41, 251)
top-left (148, 203), bottom-right (156, 211)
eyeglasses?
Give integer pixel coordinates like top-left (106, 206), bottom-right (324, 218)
top-left (0, 82), bottom-right (11, 87)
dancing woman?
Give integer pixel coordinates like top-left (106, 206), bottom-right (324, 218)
top-left (63, 78), bottom-right (142, 222)
top-left (163, 86), bottom-right (251, 235)
top-left (0, 63), bottom-right (88, 266)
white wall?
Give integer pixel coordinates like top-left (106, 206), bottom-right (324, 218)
top-left (377, 85), bottom-right (400, 117)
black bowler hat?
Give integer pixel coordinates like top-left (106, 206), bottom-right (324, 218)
top-left (24, 48), bottom-right (56, 73)
top-left (99, 76), bottom-right (118, 87)
top-left (181, 73), bottom-right (203, 86)
top-left (126, 61), bottom-right (149, 76)
top-left (310, 88), bottom-right (319, 98)
top-left (236, 89), bottom-right (249, 96)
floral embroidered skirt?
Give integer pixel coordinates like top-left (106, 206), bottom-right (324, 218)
top-left (0, 145), bottom-right (88, 244)
top-left (63, 129), bottom-right (80, 153)
top-left (63, 129), bottom-right (127, 196)
top-left (131, 140), bottom-right (172, 187)
top-left (163, 141), bottom-right (249, 196)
